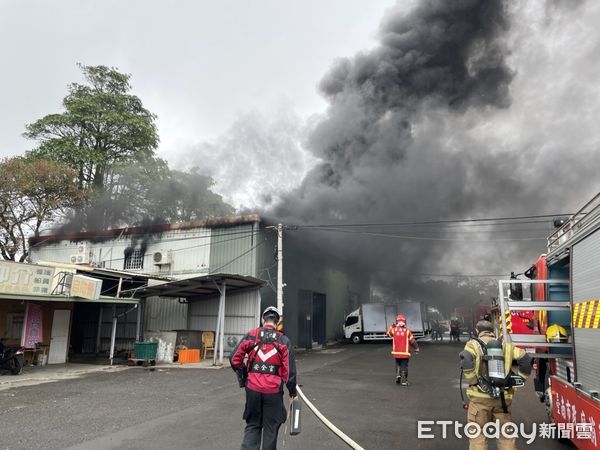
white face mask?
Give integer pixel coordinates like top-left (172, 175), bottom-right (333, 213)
top-left (398, 321), bottom-right (406, 327)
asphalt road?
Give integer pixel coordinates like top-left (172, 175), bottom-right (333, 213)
top-left (1, 340), bottom-right (571, 450)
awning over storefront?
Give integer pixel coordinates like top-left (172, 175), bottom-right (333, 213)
top-left (0, 292), bottom-right (139, 304)
top-left (0, 292), bottom-right (140, 365)
top-left (122, 273), bottom-right (265, 366)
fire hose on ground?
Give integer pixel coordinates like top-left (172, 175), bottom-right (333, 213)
top-left (296, 386), bottom-right (366, 450)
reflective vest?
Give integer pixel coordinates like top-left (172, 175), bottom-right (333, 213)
top-left (386, 325), bottom-right (416, 358)
top-left (463, 331), bottom-right (528, 400)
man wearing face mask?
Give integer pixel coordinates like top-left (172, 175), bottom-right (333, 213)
top-left (386, 314), bottom-right (419, 385)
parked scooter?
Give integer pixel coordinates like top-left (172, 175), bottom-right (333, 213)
top-left (0, 338), bottom-right (24, 375)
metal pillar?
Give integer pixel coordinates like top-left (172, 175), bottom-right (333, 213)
top-left (277, 223), bottom-right (284, 313)
top-left (218, 282), bottom-right (227, 365)
top-left (498, 280), bottom-right (508, 342)
top-left (135, 302), bottom-right (142, 342)
top-left (95, 306), bottom-right (103, 354)
top-left (256, 289), bottom-right (262, 326)
top-left (213, 282), bottom-right (227, 366)
top-left (213, 296), bottom-right (223, 366)
top-left (109, 305), bottom-right (117, 366)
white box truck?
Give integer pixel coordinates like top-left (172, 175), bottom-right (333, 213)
top-left (343, 302), bottom-right (426, 344)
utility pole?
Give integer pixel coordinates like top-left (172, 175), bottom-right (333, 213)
top-left (277, 223), bottom-right (284, 313)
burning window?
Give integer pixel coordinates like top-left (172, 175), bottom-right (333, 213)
top-left (124, 248), bottom-right (144, 270)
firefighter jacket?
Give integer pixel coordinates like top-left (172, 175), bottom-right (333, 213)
top-left (230, 323), bottom-right (297, 396)
top-left (460, 331), bottom-right (532, 400)
top-left (386, 324), bottom-right (419, 359)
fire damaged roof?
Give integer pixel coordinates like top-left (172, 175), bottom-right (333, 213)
top-left (121, 273), bottom-right (265, 299)
top-left (29, 214), bottom-right (262, 246)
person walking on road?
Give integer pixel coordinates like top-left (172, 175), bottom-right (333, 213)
top-left (230, 306), bottom-right (297, 450)
top-left (386, 314), bottom-right (419, 385)
top-left (459, 320), bottom-right (532, 450)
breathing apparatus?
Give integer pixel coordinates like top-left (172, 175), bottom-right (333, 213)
top-left (459, 337), bottom-right (525, 412)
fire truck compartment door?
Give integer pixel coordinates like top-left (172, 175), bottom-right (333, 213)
top-left (572, 228), bottom-right (600, 395)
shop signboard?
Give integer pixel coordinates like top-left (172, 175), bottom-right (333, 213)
top-left (21, 303), bottom-right (43, 349)
top-left (70, 274), bottom-right (102, 300)
top-left (0, 261), bottom-right (55, 295)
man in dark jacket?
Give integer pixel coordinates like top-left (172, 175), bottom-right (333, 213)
top-left (230, 306), bottom-right (297, 450)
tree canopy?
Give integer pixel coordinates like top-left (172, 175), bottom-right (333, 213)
top-left (23, 64), bottom-right (234, 230)
top-left (25, 64), bottom-right (159, 193)
top-left (0, 157), bottom-right (84, 261)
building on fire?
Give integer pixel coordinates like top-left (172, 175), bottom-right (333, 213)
top-left (27, 215), bottom-right (369, 358)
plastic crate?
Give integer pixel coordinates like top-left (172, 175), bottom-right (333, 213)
top-left (134, 341), bottom-right (158, 360)
top-left (178, 349), bottom-right (201, 363)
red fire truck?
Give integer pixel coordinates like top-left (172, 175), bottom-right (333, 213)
top-left (499, 193), bottom-right (600, 448)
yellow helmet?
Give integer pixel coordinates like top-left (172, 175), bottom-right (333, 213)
top-left (546, 324), bottom-right (568, 343)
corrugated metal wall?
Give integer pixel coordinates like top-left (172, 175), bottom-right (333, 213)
top-left (144, 296), bottom-right (188, 331)
top-left (188, 289), bottom-right (261, 353)
top-left (209, 224), bottom-right (259, 276)
top-left (31, 228), bottom-right (211, 277)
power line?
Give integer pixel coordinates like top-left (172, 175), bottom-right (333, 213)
top-left (294, 213), bottom-right (573, 229)
top-left (376, 271), bottom-right (507, 278)
top-left (298, 227), bottom-right (547, 242)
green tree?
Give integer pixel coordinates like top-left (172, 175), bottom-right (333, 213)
top-left (24, 64), bottom-right (158, 227)
top-left (0, 157), bottom-right (85, 261)
top-left (23, 64), bottom-right (235, 230)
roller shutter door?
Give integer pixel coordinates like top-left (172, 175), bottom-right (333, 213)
top-left (572, 229), bottom-right (600, 394)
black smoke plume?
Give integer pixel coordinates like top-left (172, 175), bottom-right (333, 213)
top-left (269, 0), bottom-right (598, 314)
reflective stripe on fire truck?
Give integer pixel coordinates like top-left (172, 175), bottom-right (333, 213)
top-left (499, 310), bottom-right (512, 339)
top-left (572, 300), bottom-right (600, 329)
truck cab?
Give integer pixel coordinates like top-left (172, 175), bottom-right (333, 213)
top-left (343, 308), bottom-right (362, 343)
top-left (343, 302), bottom-right (426, 344)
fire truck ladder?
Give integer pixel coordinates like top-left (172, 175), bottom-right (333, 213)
top-left (497, 279), bottom-right (572, 359)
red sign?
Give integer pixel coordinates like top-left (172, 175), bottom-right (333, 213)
top-left (551, 376), bottom-right (600, 449)
top-left (21, 303), bottom-right (43, 349)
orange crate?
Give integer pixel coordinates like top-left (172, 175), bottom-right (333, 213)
top-left (178, 349), bottom-right (201, 363)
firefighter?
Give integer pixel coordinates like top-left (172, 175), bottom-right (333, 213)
top-left (459, 320), bottom-right (533, 450)
top-left (386, 314), bottom-right (419, 385)
top-left (230, 306), bottom-right (297, 450)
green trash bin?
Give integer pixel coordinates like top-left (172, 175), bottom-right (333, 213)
top-left (134, 341), bottom-right (158, 360)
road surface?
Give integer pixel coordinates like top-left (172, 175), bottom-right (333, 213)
top-left (1, 340), bottom-right (570, 449)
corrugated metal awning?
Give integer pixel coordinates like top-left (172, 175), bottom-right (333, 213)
top-left (122, 273), bottom-right (265, 299)
top-left (0, 292), bottom-right (139, 304)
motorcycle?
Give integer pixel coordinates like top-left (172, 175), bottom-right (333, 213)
top-left (0, 338), bottom-right (25, 375)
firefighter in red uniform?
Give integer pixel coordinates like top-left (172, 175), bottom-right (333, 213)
top-left (230, 307), bottom-right (297, 450)
top-left (386, 314), bottom-right (419, 385)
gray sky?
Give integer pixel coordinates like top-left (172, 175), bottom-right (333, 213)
top-left (1, 0), bottom-right (599, 216)
top-left (0, 1), bottom-right (396, 160)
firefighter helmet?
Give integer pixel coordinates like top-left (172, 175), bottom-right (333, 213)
top-left (262, 306), bottom-right (281, 323)
top-left (546, 324), bottom-right (568, 343)
top-left (396, 314), bottom-right (406, 325)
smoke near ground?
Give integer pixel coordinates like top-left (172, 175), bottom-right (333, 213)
top-left (263, 0), bottom-right (600, 311)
